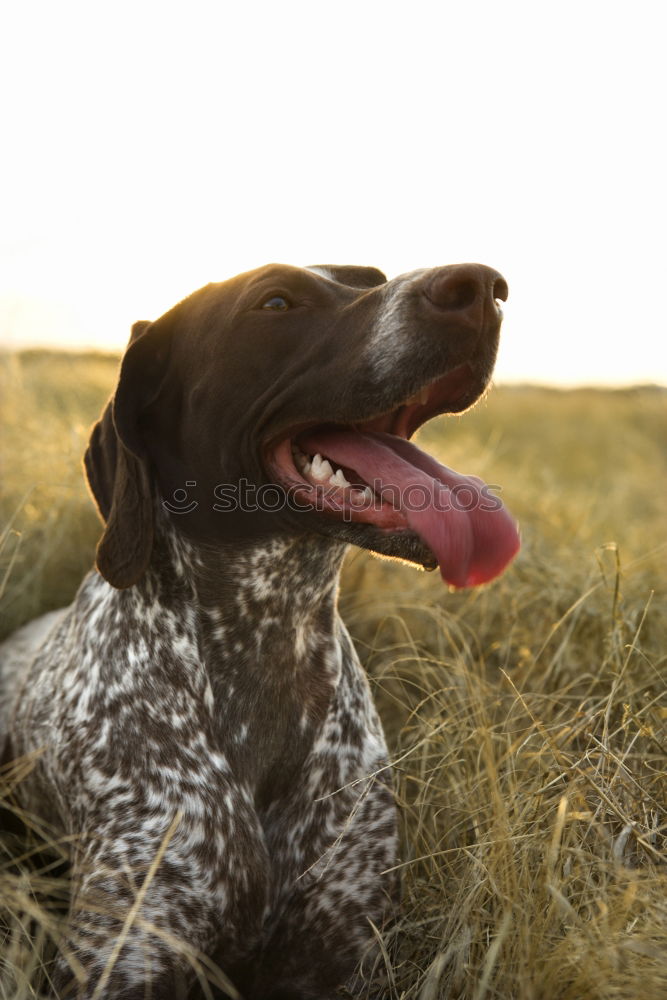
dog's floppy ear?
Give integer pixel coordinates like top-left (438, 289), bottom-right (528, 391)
top-left (84, 319), bottom-right (171, 589)
top-left (310, 265), bottom-right (387, 289)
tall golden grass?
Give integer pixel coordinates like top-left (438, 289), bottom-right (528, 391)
top-left (1, 351), bottom-right (666, 998)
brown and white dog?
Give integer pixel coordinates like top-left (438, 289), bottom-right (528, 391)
top-left (0, 263), bottom-right (519, 999)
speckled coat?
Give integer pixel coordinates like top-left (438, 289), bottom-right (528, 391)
top-left (3, 523), bottom-right (398, 999)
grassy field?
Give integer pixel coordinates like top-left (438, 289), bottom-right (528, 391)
top-left (1, 350), bottom-right (666, 999)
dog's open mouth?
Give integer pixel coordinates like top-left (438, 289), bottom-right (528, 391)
top-left (267, 364), bottom-right (520, 588)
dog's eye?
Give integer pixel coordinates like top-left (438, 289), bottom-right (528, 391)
top-left (262, 295), bottom-right (291, 311)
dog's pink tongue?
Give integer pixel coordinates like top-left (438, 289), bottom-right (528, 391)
top-left (302, 429), bottom-right (520, 588)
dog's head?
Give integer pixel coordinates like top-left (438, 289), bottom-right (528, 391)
top-left (85, 263), bottom-right (519, 589)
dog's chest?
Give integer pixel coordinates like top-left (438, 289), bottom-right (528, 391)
top-left (200, 596), bottom-right (379, 813)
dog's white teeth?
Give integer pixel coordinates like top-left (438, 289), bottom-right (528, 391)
top-left (299, 451), bottom-right (354, 490)
top-left (311, 454), bottom-right (334, 481)
top-left (329, 469), bottom-right (351, 488)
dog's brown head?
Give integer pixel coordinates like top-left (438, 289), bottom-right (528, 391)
top-left (85, 263), bottom-right (519, 589)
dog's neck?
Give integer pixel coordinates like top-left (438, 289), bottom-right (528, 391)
top-left (145, 510), bottom-right (349, 669)
top-left (152, 514), bottom-right (347, 627)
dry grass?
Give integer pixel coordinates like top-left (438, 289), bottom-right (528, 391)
top-left (1, 351), bottom-right (666, 998)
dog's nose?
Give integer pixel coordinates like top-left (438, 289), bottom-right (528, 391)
top-left (424, 264), bottom-right (508, 321)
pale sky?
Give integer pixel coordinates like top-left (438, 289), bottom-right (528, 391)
top-left (1, 0), bottom-right (665, 385)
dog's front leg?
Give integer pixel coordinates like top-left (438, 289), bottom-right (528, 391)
top-left (245, 768), bottom-right (399, 999)
top-left (50, 809), bottom-right (270, 1000)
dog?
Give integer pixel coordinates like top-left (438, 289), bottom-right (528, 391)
top-left (0, 262), bottom-right (519, 999)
